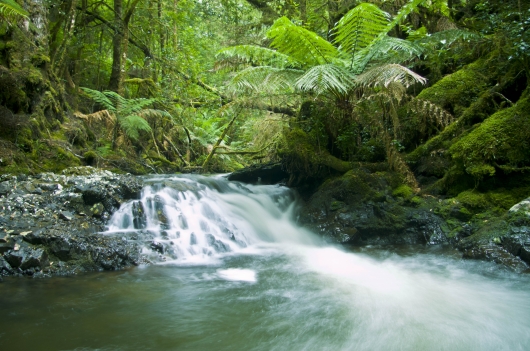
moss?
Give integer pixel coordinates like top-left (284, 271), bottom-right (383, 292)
top-left (392, 184), bottom-right (414, 198)
top-left (449, 96), bottom-right (530, 180)
top-left (417, 59), bottom-right (491, 115)
top-left (31, 53), bottom-right (50, 67)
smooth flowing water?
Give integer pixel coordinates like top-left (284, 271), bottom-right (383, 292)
top-left (1, 175), bottom-right (530, 351)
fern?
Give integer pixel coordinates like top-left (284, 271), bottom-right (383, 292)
top-left (355, 64), bottom-right (427, 88)
top-left (353, 36), bottom-right (424, 71)
top-left (228, 66), bottom-right (302, 95)
top-left (334, 3), bottom-right (389, 58)
top-left (81, 88), bottom-right (117, 113)
top-left (120, 115), bottom-right (152, 140)
top-left (295, 64), bottom-right (356, 96)
top-left (0, 0), bottom-right (28, 22)
top-left (267, 17), bottom-right (339, 67)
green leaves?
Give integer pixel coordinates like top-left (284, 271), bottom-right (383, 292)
top-left (295, 64), bottom-right (356, 96)
top-left (0, 0), bottom-right (28, 22)
top-left (267, 16), bottom-right (339, 67)
top-left (334, 3), bottom-right (389, 57)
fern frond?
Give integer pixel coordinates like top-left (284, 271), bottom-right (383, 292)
top-left (74, 110), bottom-right (115, 123)
top-left (119, 98), bottom-right (157, 117)
top-left (356, 64), bottom-right (426, 88)
top-left (80, 87), bottom-right (117, 113)
top-left (267, 17), bottom-right (339, 67)
top-left (417, 29), bottom-right (481, 49)
top-left (295, 64), bottom-right (356, 96)
top-left (407, 98), bottom-right (454, 129)
top-left (0, 0), bottom-right (28, 21)
top-left (353, 36), bottom-right (424, 70)
top-left (119, 115), bottom-right (152, 140)
top-left (215, 45), bottom-right (300, 71)
top-left (228, 66), bottom-right (302, 95)
top-left (137, 108), bottom-right (173, 120)
top-left (333, 3), bottom-right (389, 57)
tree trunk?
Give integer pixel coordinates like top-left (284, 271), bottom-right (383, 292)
top-left (108, 0), bottom-right (124, 93)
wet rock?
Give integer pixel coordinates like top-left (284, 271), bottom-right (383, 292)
top-left (0, 255), bottom-right (13, 274)
top-left (90, 203), bottom-right (105, 217)
top-left (20, 248), bottom-right (48, 270)
top-left (0, 181), bottom-right (11, 196)
top-left (0, 237), bottom-right (15, 254)
top-left (206, 234), bottom-right (230, 253)
top-left (150, 241), bottom-right (164, 254)
top-left (132, 201), bottom-right (147, 229)
top-left (59, 211), bottom-right (74, 221)
top-left (463, 244), bottom-right (529, 273)
top-left (190, 233), bottom-right (197, 245)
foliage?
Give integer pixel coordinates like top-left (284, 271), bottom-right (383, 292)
top-left (0, 0), bottom-right (28, 23)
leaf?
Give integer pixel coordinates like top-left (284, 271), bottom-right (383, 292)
top-left (295, 64), bottom-right (356, 96)
top-left (228, 66), bottom-right (302, 95)
top-left (119, 115), bottom-right (152, 140)
top-left (0, 0), bottom-right (28, 21)
top-left (355, 64), bottom-right (427, 88)
top-left (333, 3), bottom-right (389, 57)
top-left (267, 17), bottom-right (339, 67)
top-left (80, 87), bottom-right (117, 113)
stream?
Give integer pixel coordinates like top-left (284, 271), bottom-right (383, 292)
top-left (1, 175), bottom-right (530, 350)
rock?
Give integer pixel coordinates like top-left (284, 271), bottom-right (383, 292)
top-left (132, 201), bottom-right (147, 229)
top-left (0, 237), bottom-right (15, 254)
top-left (0, 255), bottom-right (13, 274)
top-left (205, 234), bottom-right (230, 253)
top-left (463, 244), bottom-right (529, 273)
top-left (190, 233), bottom-right (197, 245)
top-left (59, 211), bottom-right (74, 221)
top-left (20, 248), bottom-right (48, 270)
top-left (227, 162), bottom-right (288, 184)
top-left (0, 181), bottom-right (11, 196)
top-left (509, 198), bottom-right (530, 216)
top-left (89, 203), bottom-right (105, 217)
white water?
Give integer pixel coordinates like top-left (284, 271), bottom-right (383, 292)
top-left (2, 175), bottom-right (528, 350)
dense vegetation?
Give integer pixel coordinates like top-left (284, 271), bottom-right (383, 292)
top-left (0, 1), bottom-right (529, 210)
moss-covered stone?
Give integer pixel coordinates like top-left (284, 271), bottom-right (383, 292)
top-left (450, 96), bottom-right (530, 180)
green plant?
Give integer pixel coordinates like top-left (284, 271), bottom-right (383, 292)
top-left (0, 0), bottom-right (28, 24)
top-left (80, 88), bottom-right (172, 150)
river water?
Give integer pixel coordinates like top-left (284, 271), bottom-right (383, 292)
top-left (1, 175), bottom-right (530, 350)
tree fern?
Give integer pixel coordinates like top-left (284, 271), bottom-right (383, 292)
top-left (0, 0), bottom-right (28, 22)
top-left (267, 17), bottom-right (339, 67)
top-left (333, 3), bottom-right (389, 59)
top-left (80, 87), bottom-right (170, 149)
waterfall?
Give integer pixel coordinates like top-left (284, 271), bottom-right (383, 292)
top-left (104, 174), bottom-right (317, 263)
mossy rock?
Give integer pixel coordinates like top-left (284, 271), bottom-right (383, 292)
top-left (449, 96), bottom-right (530, 180)
top-left (417, 59), bottom-right (491, 115)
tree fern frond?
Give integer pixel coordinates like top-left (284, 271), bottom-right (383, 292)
top-left (0, 0), bottom-right (28, 21)
top-left (215, 45), bottom-right (300, 71)
top-left (119, 115), bottom-right (152, 140)
top-left (356, 64), bottom-right (426, 88)
top-left (228, 66), bottom-right (302, 95)
top-left (407, 98), bottom-right (454, 129)
top-left (267, 17), bottom-right (339, 67)
top-left (333, 3), bottom-right (389, 57)
top-left (80, 87), bottom-right (117, 113)
top-left (295, 64), bottom-right (356, 96)
top-left (353, 36), bottom-right (424, 70)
